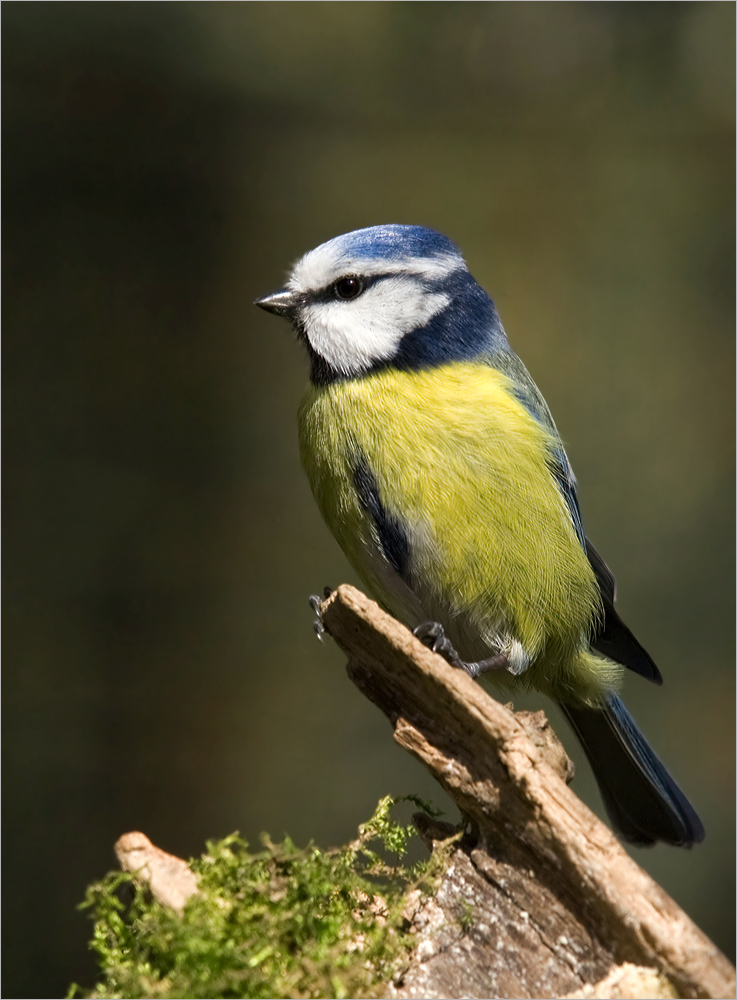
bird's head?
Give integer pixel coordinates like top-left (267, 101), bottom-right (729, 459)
top-left (255, 225), bottom-right (507, 384)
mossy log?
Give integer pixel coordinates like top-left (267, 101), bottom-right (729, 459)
top-left (108, 584), bottom-right (734, 1000)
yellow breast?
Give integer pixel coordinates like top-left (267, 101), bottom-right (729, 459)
top-left (299, 362), bottom-right (602, 683)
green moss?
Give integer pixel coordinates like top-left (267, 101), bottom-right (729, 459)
top-left (70, 797), bottom-right (446, 1000)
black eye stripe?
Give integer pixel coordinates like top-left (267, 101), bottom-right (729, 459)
top-left (308, 272), bottom-right (400, 305)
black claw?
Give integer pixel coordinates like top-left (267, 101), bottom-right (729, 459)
top-left (413, 621), bottom-right (464, 669)
top-left (413, 620), bottom-right (510, 678)
top-left (309, 593), bottom-right (329, 643)
top-left (413, 621), bottom-right (445, 646)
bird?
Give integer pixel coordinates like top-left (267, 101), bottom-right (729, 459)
top-left (255, 224), bottom-right (704, 848)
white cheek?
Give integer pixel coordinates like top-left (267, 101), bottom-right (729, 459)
top-left (302, 279), bottom-right (450, 375)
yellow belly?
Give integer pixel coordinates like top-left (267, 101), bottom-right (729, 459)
top-left (299, 361), bottom-right (617, 702)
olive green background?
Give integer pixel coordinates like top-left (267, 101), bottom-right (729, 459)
top-left (3, 4), bottom-right (734, 997)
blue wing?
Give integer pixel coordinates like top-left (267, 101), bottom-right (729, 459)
top-left (508, 362), bottom-right (662, 685)
top-left (352, 452), bottom-right (410, 579)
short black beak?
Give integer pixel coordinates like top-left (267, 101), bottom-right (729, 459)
top-left (254, 288), bottom-right (300, 319)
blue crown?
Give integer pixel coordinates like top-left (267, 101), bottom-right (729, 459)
top-left (323, 224), bottom-right (463, 262)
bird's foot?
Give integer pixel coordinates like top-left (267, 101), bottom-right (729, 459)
top-left (309, 587), bottom-right (334, 641)
top-left (413, 621), bottom-right (465, 668)
top-left (413, 621), bottom-right (509, 680)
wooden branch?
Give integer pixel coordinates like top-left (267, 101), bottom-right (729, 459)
top-left (319, 584), bottom-right (735, 1000)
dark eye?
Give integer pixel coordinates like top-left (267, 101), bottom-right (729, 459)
top-left (333, 275), bottom-right (364, 301)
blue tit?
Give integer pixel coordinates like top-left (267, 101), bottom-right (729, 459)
top-left (255, 224), bottom-right (704, 848)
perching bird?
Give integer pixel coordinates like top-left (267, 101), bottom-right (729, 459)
top-left (255, 224), bottom-right (704, 848)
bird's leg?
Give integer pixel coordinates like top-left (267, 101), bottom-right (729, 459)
top-left (413, 621), bottom-right (510, 680)
top-left (309, 587), bottom-right (334, 641)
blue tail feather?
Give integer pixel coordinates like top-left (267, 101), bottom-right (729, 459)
top-left (561, 694), bottom-right (704, 847)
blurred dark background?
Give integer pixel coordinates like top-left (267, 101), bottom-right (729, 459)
top-left (3, 3), bottom-right (734, 997)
